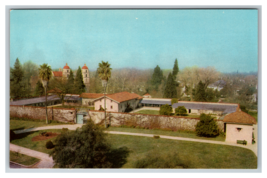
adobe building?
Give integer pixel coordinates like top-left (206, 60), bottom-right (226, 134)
top-left (223, 109), bottom-right (257, 145)
top-left (80, 91), bottom-right (143, 112)
top-left (52, 63), bottom-right (90, 92)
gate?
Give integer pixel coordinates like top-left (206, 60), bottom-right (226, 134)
top-left (76, 114), bottom-right (84, 124)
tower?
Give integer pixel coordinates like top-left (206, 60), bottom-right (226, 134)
top-left (63, 63), bottom-right (70, 78)
top-left (82, 64), bottom-right (90, 92)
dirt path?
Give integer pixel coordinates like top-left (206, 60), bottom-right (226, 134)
top-left (9, 143), bottom-right (54, 168)
top-left (13, 124), bottom-right (258, 157)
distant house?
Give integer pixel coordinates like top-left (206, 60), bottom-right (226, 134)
top-left (93, 91), bottom-right (143, 112)
top-left (80, 93), bottom-right (104, 106)
top-left (207, 80), bottom-right (226, 91)
top-left (143, 93), bottom-right (152, 98)
top-left (223, 110), bottom-right (257, 145)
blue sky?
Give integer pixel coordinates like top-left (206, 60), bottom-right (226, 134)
top-left (10, 9), bottom-right (258, 73)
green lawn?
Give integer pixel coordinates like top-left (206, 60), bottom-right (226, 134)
top-left (135, 110), bottom-right (159, 115)
top-left (10, 128), bottom-right (256, 168)
top-left (10, 151), bottom-right (40, 166)
top-left (107, 126), bottom-right (225, 141)
top-left (107, 134), bottom-right (257, 168)
top-left (248, 111), bottom-right (258, 122)
top-left (10, 117), bottom-right (72, 131)
top-left (134, 109), bottom-right (200, 118)
top-left (10, 129), bottom-right (63, 154)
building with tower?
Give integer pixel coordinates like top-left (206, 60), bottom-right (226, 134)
top-left (52, 63), bottom-right (90, 92)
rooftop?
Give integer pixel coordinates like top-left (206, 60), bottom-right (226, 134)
top-left (52, 71), bottom-right (63, 77)
top-left (223, 110), bottom-right (257, 124)
top-left (80, 93), bottom-right (104, 99)
top-left (82, 64), bottom-right (88, 69)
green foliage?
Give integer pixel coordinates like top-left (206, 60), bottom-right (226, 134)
top-left (134, 151), bottom-right (189, 168)
top-left (194, 81), bottom-right (207, 102)
top-left (151, 65), bottom-right (164, 90)
top-left (196, 114), bottom-right (219, 137)
top-left (240, 105), bottom-right (248, 113)
top-left (50, 120), bottom-right (130, 168)
top-left (74, 67), bottom-right (86, 94)
top-left (175, 106), bottom-right (187, 116)
top-left (34, 80), bottom-right (45, 96)
top-left (97, 61), bottom-right (112, 81)
top-left (99, 106), bottom-right (105, 111)
top-left (206, 88), bottom-right (215, 102)
top-left (159, 104), bottom-right (173, 116)
top-left (164, 73), bottom-right (177, 98)
top-left (172, 58), bottom-right (179, 77)
top-left (171, 98), bottom-right (178, 105)
top-left (66, 69), bottom-right (75, 93)
top-left (38, 63), bottom-right (52, 82)
top-left (10, 58), bottom-right (25, 99)
top-left (46, 140), bottom-right (55, 149)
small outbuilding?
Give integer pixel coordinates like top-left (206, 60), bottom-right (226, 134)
top-left (223, 109), bottom-right (257, 145)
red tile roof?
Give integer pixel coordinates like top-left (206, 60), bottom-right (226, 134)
top-left (47, 88), bottom-right (62, 94)
top-left (143, 93), bottom-right (151, 96)
top-left (106, 91), bottom-right (142, 103)
top-left (223, 110), bottom-right (257, 125)
top-left (53, 71), bottom-right (63, 77)
top-left (80, 93), bottom-right (104, 99)
top-left (82, 64), bottom-right (88, 69)
top-left (63, 63), bottom-right (70, 69)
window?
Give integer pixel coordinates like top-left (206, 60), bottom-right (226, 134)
top-left (100, 105), bottom-right (102, 109)
top-left (236, 128), bottom-right (242, 132)
top-left (86, 74), bottom-right (87, 77)
top-left (111, 106), bottom-right (113, 109)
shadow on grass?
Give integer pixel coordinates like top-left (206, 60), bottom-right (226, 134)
top-left (10, 130), bottom-right (36, 142)
top-left (11, 127), bottom-right (26, 131)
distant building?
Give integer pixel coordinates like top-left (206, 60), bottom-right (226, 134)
top-left (143, 93), bottom-right (152, 98)
top-left (207, 80), bottom-right (226, 91)
top-left (52, 63), bottom-right (90, 92)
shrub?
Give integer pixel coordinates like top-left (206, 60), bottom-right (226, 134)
top-left (46, 140), bottom-right (55, 149)
top-left (153, 135), bottom-right (160, 139)
top-left (196, 114), bottom-right (219, 137)
top-left (171, 98), bottom-right (178, 105)
top-left (175, 106), bottom-right (187, 116)
top-left (159, 104), bottom-right (173, 116)
top-left (50, 120), bottom-right (130, 168)
top-left (62, 128), bottom-right (69, 133)
top-left (240, 105), bottom-right (248, 113)
top-left (99, 106), bottom-right (105, 111)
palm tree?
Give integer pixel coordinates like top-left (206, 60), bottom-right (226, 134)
top-left (38, 63), bottom-right (52, 124)
top-left (97, 61), bottom-right (112, 128)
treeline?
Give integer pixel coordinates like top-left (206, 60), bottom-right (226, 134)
top-left (10, 58), bottom-right (87, 100)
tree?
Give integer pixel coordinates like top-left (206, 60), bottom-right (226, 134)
top-left (22, 60), bottom-right (39, 96)
top-left (164, 73), bottom-right (177, 98)
top-left (74, 67), bottom-right (86, 94)
top-left (172, 58), bottom-right (179, 77)
top-left (175, 106), bottom-right (187, 116)
top-left (97, 61), bottom-right (112, 128)
top-left (50, 120), bottom-right (130, 168)
top-left (171, 98), bottom-right (178, 105)
top-left (195, 114), bottom-right (219, 137)
top-left (10, 58), bottom-right (24, 99)
top-left (66, 69), bottom-right (75, 93)
top-left (38, 63), bottom-right (52, 124)
top-left (194, 81), bottom-right (207, 101)
top-left (159, 104), bottom-right (173, 116)
top-left (151, 65), bottom-right (164, 90)
top-left (34, 80), bottom-right (45, 96)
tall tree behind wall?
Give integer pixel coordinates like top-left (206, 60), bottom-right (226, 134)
top-left (74, 67), bottom-right (86, 94)
top-left (22, 61), bottom-right (39, 97)
top-left (164, 73), bottom-right (177, 98)
top-left (151, 65), bottom-right (164, 91)
top-left (10, 58), bottom-right (25, 99)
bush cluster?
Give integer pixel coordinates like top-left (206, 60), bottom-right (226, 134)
top-left (195, 114), bottom-right (219, 137)
top-left (159, 104), bottom-right (173, 116)
top-left (175, 106), bottom-right (187, 116)
top-left (10, 130), bottom-right (16, 141)
top-left (46, 140), bottom-right (55, 149)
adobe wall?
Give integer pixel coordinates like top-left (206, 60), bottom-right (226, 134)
top-left (87, 110), bottom-right (224, 132)
top-left (10, 105), bottom-right (76, 123)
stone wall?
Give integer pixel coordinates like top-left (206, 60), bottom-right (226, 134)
top-left (87, 110), bottom-right (224, 132)
top-left (10, 105), bottom-right (76, 123)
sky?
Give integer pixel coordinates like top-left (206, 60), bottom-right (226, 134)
top-left (10, 9), bottom-right (258, 73)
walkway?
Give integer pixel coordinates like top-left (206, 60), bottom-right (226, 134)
top-left (13, 124), bottom-right (257, 156)
top-left (10, 143), bottom-right (54, 168)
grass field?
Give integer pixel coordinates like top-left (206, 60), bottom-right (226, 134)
top-left (10, 127), bottom-right (256, 168)
top-left (134, 109), bottom-right (201, 118)
top-left (107, 126), bottom-right (225, 141)
top-left (10, 151), bottom-right (40, 166)
top-left (10, 117), bottom-right (72, 131)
